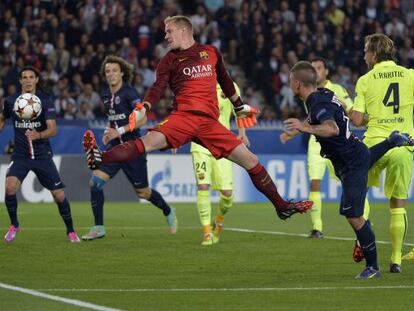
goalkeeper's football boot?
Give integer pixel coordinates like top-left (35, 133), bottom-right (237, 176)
top-left (390, 263), bottom-right (402, 273)
top-left (353, 239), bottom-right (365, 262)
top-left (166, 207), bottom-right (178, 235)
top-left (402, 249), bottom-right (414, 260)
top-left (387, 130), bottom-right (414, 147)
top-left (81, 225), bottom-right (106, 241)
top-left (355, 266), bottom-right (381, 279)
top-left (4, 225), bottom-right (20, 243)
top-left (201, 232), bottom-right (213, 246)
top-left (83, 130), bottom-right (102, 170)
top-left (68, 231), bottom-right (81, 243)
top-left (277, 200), bottom-right (313, 220)
top-left (212, 215), bottom-right (224, 244)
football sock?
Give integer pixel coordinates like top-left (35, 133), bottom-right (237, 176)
top-left (363, 197), bottom-right (370, 220)
top-left (354, 220), bottom-right (378, 269)
top-left (390, 208), bottom-right (407, 265)
top-left (248, 163), bottom-right (287, 209)
top-left (368, 140), bottom-right (392, 168)
top-left (149, 189), bottom-right (171, 216)
top-left (102, 139), bottom-right (145, 164)
top-left (91, 190), bottom-right (104, 225)
top-left (5, 194), bottom-right (18, 228)
top-left (57, 198), bottom-right (75, 234)
top-left (309, 191), bottom-right (322, 232)
top-left (218, 193), bottom-right (233, 216)
top-left (197, 190), bottom-right (211, 226)
top-left (90, 175), bottom-right (106, 226)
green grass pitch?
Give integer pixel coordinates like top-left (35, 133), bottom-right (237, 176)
top-left (0, 202), bottom-right (413, 310)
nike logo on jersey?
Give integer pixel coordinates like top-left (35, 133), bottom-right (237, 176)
top-left (342, 205), bottom-right (353, 211)
top-left (54, 181), bottom-right (62, 186)
top-left (178, 58), bottom-right (187, 62)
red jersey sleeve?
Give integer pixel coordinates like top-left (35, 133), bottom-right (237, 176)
top-left (143, 54), bottom-right (171, 106)
top-left (213, 46), bottom-right (236, 99)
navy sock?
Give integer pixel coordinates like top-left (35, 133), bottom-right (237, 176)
top-left (5, 194), bottom-right (18, 227)
top-left (57, 198), bottom-right (74, 234)
top-left (355, 221), bottom-right (378, 269)
top-left (91, 190), bottom-right (104, 226)
top-left (369, 140), bottom-right (392, 168)
top-left (149, 189), bottom-right (171, 216)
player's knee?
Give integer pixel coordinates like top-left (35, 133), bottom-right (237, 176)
top-left (198, 184), bottom-right (210, 191)
top-left (310, 180), bottom-right (321, 191)
top-left (346, 216), bottom-right (364, 230)
top-left (90, 175), bottom-right (106, 192)
top-left (5, 181), bottom-right (18, 195)
top-left (52, 189), bottom-right (66, 203)
top-left (136, 187), bottom-right (151, 200)
top-left (220, 190), bottom-right (232, 197)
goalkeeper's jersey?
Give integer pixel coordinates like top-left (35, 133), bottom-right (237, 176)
top-left (353, 60), bottom-right (414, 139)
top-left (190, 83), bottom-right (240, 155)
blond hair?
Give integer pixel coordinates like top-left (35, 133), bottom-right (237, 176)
top-left (365, 34), bottom-right (396, 63)
top-left (164, 15), bottom-right (193, 33)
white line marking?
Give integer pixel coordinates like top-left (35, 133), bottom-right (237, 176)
top-left (38, 285), bottom-right (414, 293)
top-left (226, 227), bottom-right (414, 246)
top-left (0, 226), bottom-right (412, 246)
top-left (0, 282), bottom-right (122, 311)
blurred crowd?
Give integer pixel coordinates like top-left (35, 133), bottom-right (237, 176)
top-left (1, 0), bottom-right (414, 121)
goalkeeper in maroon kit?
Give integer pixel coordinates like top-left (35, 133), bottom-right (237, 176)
top-left (83, 15), bottom-right (313, 220)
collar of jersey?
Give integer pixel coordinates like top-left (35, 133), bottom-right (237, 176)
top-left (373, 60), bottom-right (396, 69)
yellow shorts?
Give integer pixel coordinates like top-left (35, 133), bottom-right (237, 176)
top-left (308, 135), bottom-right (337, 181)
top-left (191, 151), bottom-right (233, 190)
top-left (364, 137), bottom-right (413, 199)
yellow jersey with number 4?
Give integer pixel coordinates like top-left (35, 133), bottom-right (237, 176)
top-left (353, 60), bottom-right (414, 139)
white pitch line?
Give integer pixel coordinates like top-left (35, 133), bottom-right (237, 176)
top-left (226, 227), bottom-right (414, 246)
top-left (38, 285), bottom-right (414, 293)
top-left (0, 225), bottom-right (412, 246)
top-left (0, 282), bottom-right (122, 311)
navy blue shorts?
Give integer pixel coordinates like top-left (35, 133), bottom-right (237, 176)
top-left (99, 154), bottom-right (149, 189)
top-left (332, 142), bottom-right (370, 218)
top-left (7, 157), bottom-right (65, 190)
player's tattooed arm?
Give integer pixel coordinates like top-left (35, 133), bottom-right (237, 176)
top-left (284, 118), bottom-right (339, 137)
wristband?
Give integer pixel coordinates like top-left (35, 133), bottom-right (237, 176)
top-left (232, 96), bottom-right (243, 108)
top-left (117, 127), bottom-right (126, 136)
top-left (143, 102), bottom-right (151, 112)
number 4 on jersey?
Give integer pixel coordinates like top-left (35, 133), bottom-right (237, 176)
top-left (382, 83), bottom-right (399, 114)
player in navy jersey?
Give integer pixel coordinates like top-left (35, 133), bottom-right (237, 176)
top-left (81, 55), bottom-right (177, 241)
top-left (0, 66), bottom-right (80, 243)
top-left (282, 61), bottom-right (414, 279)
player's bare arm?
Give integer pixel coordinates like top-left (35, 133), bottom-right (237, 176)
top-left (349, 109), bottom-right (369, 126)
top-left (0, 115), bottom-right (6, 131)
top-left (284, 118), bottom-right (339, 137)
top-left (279, 129), bottom-right (300, 144)
top-left (25, 119), bottom-right (57, 140)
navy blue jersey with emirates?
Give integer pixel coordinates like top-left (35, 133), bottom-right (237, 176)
top-left (306, 88), bottom-right (357, 159)
top-left (3, 92), bottom-right (55, 160)
top-left (101, 83), bottom-right (142, 148)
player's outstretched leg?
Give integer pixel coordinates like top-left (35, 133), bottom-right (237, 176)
top-left (247, 163), bottom-right (313, 220)
top-left (83, 130), bottom-right (103, 169)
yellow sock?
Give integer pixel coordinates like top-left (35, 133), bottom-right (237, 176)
top-left (309, 191), bottom-right (322, 232)
top-left (197, 190), bottom-right (211, 227)
top-left (390, 208), bottom-right (407, 265)
top-left (363, 197), bottom-right (370, 220)
top-left (203, 224), bottom-right (212, 235)
top-left (218, 193), bottom-right (233, 216)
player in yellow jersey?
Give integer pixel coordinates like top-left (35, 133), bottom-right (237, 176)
top-left (191, 83), bottom-right (249, 245)
top-left (350, 34), bottom-right (414, 273)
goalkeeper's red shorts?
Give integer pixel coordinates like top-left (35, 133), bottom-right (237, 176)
top-left (149, 111), bottom-right (242, 159)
